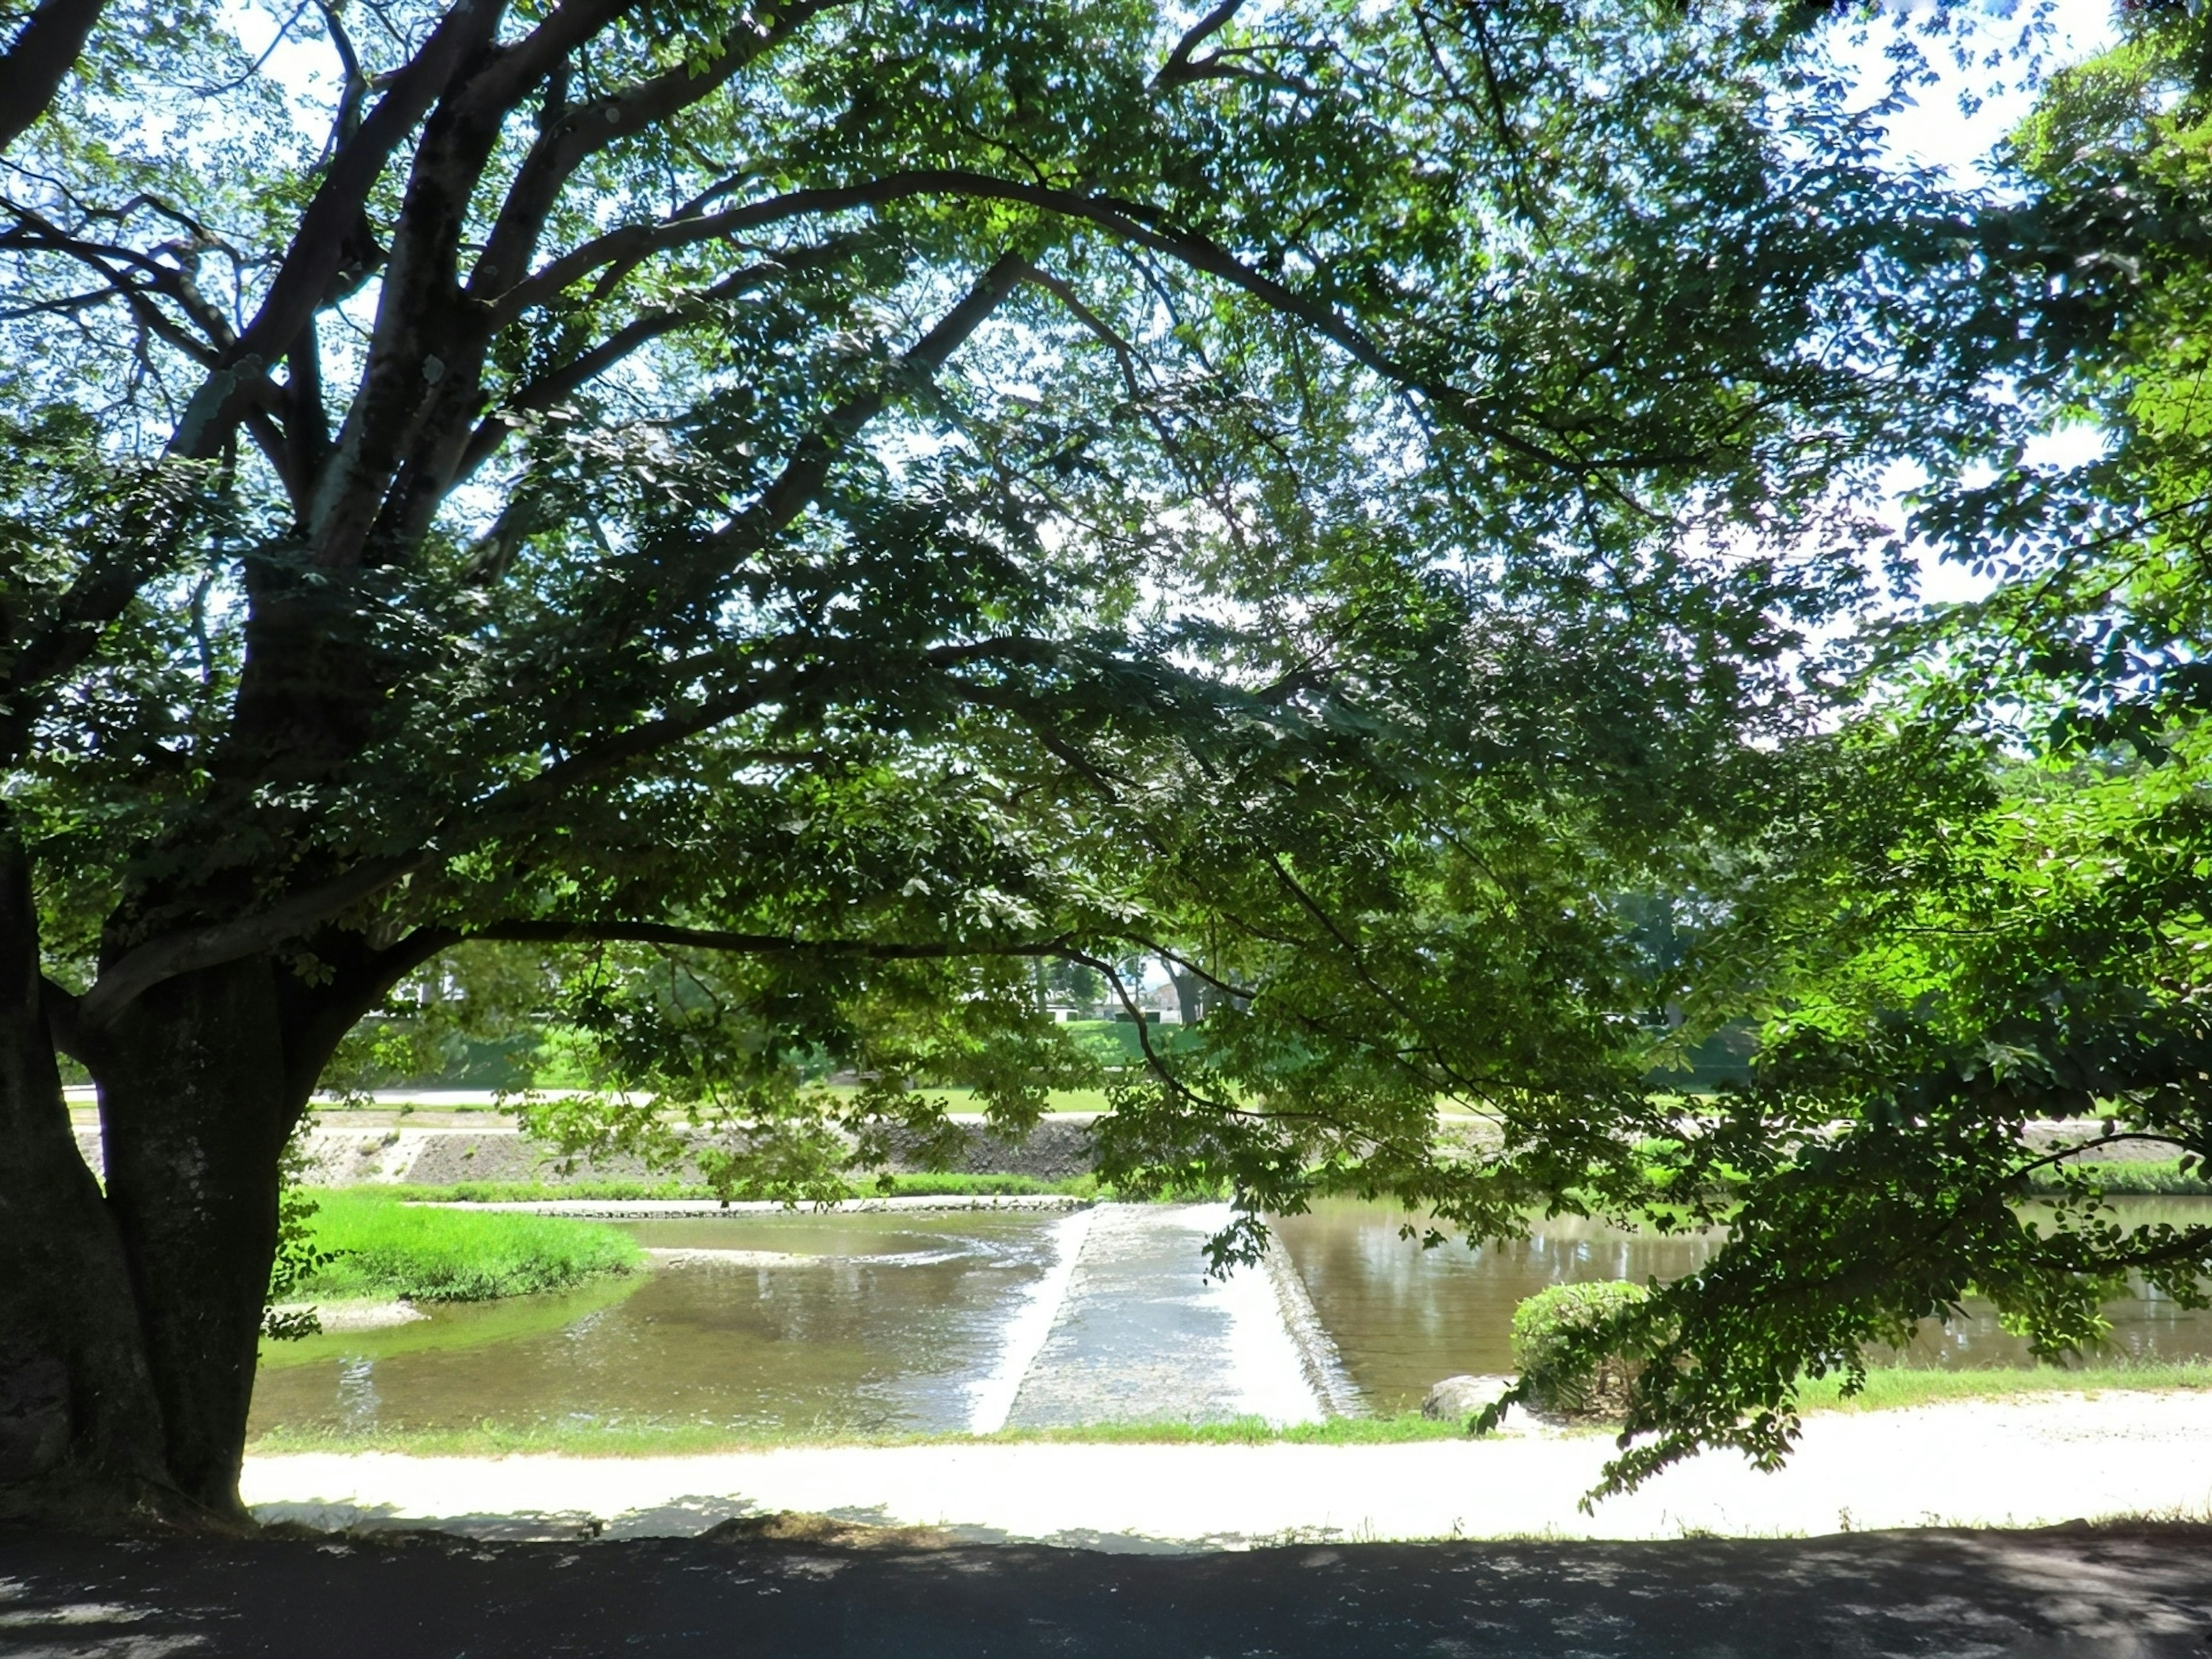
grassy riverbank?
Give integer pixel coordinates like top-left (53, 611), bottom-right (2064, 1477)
top-left (245, 1359), bottom-right (2212, 1459)
top-left (1796, 1358), bottom-right (2212, 1411)
top-left (248, 1411), bottom-right (1473, 1459)
top-left (296, 1191), bottom-right (645, 1302)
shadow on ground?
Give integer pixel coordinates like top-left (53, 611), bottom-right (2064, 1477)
top-left (2, 1521), bottom-right (2209, 1657)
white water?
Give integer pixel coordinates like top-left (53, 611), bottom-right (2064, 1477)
top-left (967, 1204), bottom-right (1097, 1434)
top-left (1188, 1206), bottom-right (1326, 1427)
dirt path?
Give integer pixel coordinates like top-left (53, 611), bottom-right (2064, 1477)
top-left (5, 1523), bottom-right (2209, 1656)
top-left (243, 1392), bottom-right (2212, 1548)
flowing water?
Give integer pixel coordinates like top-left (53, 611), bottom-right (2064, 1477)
top-left (247, 1196), bottom-right (2212, 1436)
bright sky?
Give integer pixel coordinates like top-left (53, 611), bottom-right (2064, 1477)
top-left (1844, 0), bottom-right (2122, 604)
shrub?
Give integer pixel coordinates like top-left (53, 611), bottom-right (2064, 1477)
top-left (1510, 1280), bottom-right (1651, 1419)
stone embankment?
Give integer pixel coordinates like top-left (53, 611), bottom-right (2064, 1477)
top-left (67, 1110), bottom-right (2179, 1190)
top-left (70, 1116), bottom-right (1101, 1187)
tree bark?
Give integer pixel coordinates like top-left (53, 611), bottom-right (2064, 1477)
top-left (82, 955), bottom-right (300, 1518)
top-left (0, 816), bottom-right (179, 1527)
top-left (1162, 960), bottom-right (1205, 1028)
top-left (0, 0), bottom-right (107, 156)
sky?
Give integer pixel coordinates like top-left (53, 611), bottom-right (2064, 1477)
top-left (1842, 0), bottom-right (2122, 604)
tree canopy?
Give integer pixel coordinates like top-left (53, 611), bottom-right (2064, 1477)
top-left (2, 0), bottom-right (2189, 1522)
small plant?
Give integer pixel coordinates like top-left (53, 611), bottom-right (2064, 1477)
top-left (262, 1115), bottom-right (335, 1340)
top-left (1510, 1280), bottom-right (1651, 1419)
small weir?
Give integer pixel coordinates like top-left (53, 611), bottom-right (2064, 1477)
top-left (999, 1204), bottom-right (1325, 1430)
top-left (967, 1205), bottom-right (1097, 1434)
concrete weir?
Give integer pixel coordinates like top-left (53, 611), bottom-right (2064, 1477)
top-left (994, 1203), bottom-right (1342, 1431)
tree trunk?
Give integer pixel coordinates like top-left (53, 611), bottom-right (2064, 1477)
top-left (84, 954), bottom-right (300, 1518)
top-left (0, 817), bottom-right (179, 1527)
top-left (1163, 961), bottom-right (1205, 1028)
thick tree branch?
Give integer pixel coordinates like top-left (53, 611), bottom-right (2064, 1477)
top-left (497, 168), bottom-right (1592, 476)
top-left (469, 0), bottom-right (836, 297)
top-left (39, 975), bottom-right (84, 1063)
top-left (699, 249), bottom-right (1029, 563)
top-left (180, 0), bottom-right (510, 454)
top-left (0, 0), bottom-right (106, 154)
top-left (76, 853), bottom-right (434, 1031)
top-left (1152, 0), bottom-right (1244, 89)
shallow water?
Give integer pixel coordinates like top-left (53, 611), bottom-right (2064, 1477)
top-left (1270, 1196), bottom-right (2212, 1411)
top-left (248, 1210), bottom-right (1064, 1439)
top-left (248, 1196), bottom-right (2212, 1436)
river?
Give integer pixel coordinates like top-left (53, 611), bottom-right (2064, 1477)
top-left (247, 1196), bottom-right (2212, 1438)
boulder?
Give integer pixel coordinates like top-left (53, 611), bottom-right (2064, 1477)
top-left (1421, 1374), bottom-right (1510, 1422)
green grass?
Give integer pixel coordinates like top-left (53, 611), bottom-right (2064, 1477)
top-left (1796, 1358), bottom-right (2212, 1413)
top-left (247, 1411), bottom-right (1470, 1459)
top-left (2024, 1158), bottom-right (2212, 1195)
top-left (873, 1172), bottom-right (1099, 1198)
top-left (296, 1190), bottom-right (645, 1302)
top-left (245, 1365), bottom-right (2212, 1458)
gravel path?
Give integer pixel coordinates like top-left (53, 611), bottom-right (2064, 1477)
top-left (245, 1390), bottom-right (2212, 1549)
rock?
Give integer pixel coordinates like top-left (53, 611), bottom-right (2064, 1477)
top-left (272, 1300), bottom-right (430, 1334)
top-left (1421, 1374), bottom-right (1510, 1422)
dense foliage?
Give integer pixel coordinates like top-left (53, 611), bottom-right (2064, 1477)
top-left (5, 0), bottom-right (1959, 1209)
top-left (1505, 10), bottom-right (2212, 1495)
top-left (10, 0), bottom-right (2204, 1518)
top-left (1507, 1279), bottom-right (1649, 1419)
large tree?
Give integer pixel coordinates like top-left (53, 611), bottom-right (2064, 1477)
top-left (1, 0), bottom-right (1960, 1524)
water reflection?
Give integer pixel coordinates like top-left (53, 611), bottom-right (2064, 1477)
top-left (1270, 1196), bottom-right (2212, 1412)
top-left (248, 1210), bottom-right (1062, 1439)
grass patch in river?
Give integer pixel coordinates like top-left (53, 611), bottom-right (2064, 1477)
top-left (297, 1190), bottom-right (644, 1302)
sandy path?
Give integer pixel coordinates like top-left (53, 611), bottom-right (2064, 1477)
top-left (244, 1389), bottom-right (2212, 1548)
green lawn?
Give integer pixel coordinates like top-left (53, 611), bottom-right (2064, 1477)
top-left (1796, 1359), bottom-right (2212, 1412)
top-left (248, 1411), bottom-right (1473, 1459)
top-left (294, 1190), bottom-right (645, 1302)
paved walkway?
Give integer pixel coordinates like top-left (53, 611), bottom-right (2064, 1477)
top-left (7, 1524), bottom-right (2209, 1656)
top-left (245, 1391), bottom-right (2212, 1548)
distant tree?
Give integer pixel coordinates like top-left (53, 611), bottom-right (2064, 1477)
top-left (1, 0), bottom-right (1967, 1524)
